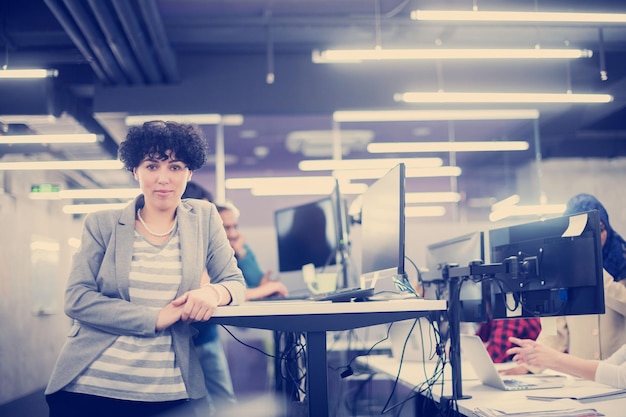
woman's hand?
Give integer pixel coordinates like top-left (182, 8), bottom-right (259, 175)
top-left (507, 336), bottom-right (562, 369)
top-left (156, 294), bottom-right (187, 331)
top-left (180, 285), bottom-right (220, 322)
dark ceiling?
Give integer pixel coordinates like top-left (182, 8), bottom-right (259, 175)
top-left (1, 0), bottom-right (626, 197)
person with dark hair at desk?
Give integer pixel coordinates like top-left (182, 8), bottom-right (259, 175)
top-left (476, 317), bottom-right (541, 363)
top-left (504, 193), bottom-right (626, 375)
top-left (507, 336), bottom-right (626, 388)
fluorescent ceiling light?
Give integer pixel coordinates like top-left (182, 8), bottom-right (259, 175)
top-left (411, 10), bottom-right (626, 24)
top-left (405, 206), bottom-right (447, 218)
top-left (406, 192), bottom-right (461, 204)
top-left (333, 109), bottom-right (539, 122)
top-left (67, 237), bottom-right (81, 249)
top-left (0, 160), bottom-right (123, 171)
top-left (125, 114), bottom-right (243, 126)
top-left (298, 157), bottom-right (442, 171)
top-left (226, 176), bottom-right (336, 190)
top-left (395, 92), bottom-right (613, 104)
top-left (313, 48), bottom-right (591, 63)
top-left (334, 166), bottom-right (461, 179)
top-left (0, 68), bottom-right (58, 79)
top-left (251, 182), bottom-right (368, 196)
top-left (0, 134), bottom-right (98, 144)
top-left (489, 204), bottom-right (566, 222)
top-left (491, 194), bottom-right (521, 211)
top-left (63, 203), bottom-right (128, 215)
top-left (29, 188), bottom-right (140, 200)
top-left (368, 141), bottom-right (529, 153)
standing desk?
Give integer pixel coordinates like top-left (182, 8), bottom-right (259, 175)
top-left (357, 355), bottom-right (626, 417)
top-left (210, 298), bottom-right (446, 417)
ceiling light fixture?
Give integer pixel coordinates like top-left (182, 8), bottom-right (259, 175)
top-left (394, 92), bottom-right (613, 104)
top-left (489, 203), bottom-right (566, 222)
top-left (125, 114), bottom-right (244, 126)
top-left (0, 68), bottom-right (59, 79)
top-left (225, 176), bottom-right (336, 190)
top-left (0, 134), bottom-right (99, 144)
top-left (491, 194), bottom-right (521, 211)
top-left (368, 141), bottom-right (529, 153)
top-left (405, 206), bottom-right (447, 218)
top-left (411, 10), bottom-right (626, 24)
top-left (63, 203), bottom-right (128, 215)
top-left (405, 192), bottom-right (461, 204)
top-left (0, 160), bottom-right (124, 171)
top-left (251, 182), bottom-right (368, 197)
top-left (333, 166), bottom-right (461, 179)
top-left (298, 157), bottom-right (443, 171)
top-left (333, 109), bottom-right (539, 122)
top-left (29, 188), bottom-right (140, 200)
top-left (312, 48), bottom-right (591, 63)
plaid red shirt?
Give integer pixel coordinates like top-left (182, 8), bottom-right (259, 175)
top-left (476, 318), bottom-right (542, 363)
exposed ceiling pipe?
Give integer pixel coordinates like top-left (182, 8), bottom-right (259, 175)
top-left (43, 0), bottom-right (109, 83)
top-left (110, 0), bottom-right (163, 84)
top-left (137, 0), bottom-right (180, 83)
top-left (87, 0), bottom-right (145, 85)
top-left (62, 0), bottom-right (128, 85)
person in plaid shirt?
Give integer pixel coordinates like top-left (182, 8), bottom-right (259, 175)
top-left (476, 318), bottom-right (542, 363)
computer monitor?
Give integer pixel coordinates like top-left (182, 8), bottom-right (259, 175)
top-left (487, 210), bottom-right (605, 319)
top-left (423, 231), bottom-right (489, 322)
top-left (360, 163), bottom-right (406, 285)
top-left (330, 179), bottom-right (352, 288)
top-left (274, 195), bottom-right (338, 273)
top-left (331, 179), bottom-right (350, 252)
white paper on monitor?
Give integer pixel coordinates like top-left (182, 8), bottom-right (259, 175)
top-left (561, 213), bottom-right (587, 238)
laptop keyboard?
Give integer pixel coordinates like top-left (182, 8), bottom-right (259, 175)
top-left (503, 379), bottom-right (536, 389)
top-left (308, 287), bottom-right (374, 302)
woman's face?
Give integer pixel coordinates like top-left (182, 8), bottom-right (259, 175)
top-left (133, 150), bottom-right (191, 211)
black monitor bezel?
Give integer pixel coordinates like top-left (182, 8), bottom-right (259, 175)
top-left (487, 210), bottom-right (605, 319)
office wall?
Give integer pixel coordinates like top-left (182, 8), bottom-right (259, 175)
top-left (1, 156), bottom-right (624, 406)
top-left (0, 171), bottom-right (81, 405)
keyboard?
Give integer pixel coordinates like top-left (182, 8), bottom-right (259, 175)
top-left (248, 292), bottom-right (311, 302)
top-left (308, 287), bottom-right (374, 302)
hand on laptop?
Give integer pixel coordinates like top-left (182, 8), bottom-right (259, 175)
top-left (506, 336), bottom-right (561, 373)
top-left (245, 271), bottom-right (289, 301)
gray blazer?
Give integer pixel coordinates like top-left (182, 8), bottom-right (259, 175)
top-left (45, 196), bottom-right (246, 398)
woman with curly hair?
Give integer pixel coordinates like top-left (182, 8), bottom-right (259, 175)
top-left (45, 121), bottom-right (246, 417)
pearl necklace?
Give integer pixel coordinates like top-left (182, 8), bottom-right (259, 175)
top-left (137, 208), bottom-right (176, 237)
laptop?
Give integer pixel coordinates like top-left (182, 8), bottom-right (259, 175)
top-left (461, 334), bottom-right (565, 391)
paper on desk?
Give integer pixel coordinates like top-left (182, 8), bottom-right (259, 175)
top-left (473, 398), bottom-right (602, 417)
top-left (526, 385), bottom-right (626, 402)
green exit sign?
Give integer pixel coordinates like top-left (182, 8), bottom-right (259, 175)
top-left (31, 184), bottom-right (61, 193)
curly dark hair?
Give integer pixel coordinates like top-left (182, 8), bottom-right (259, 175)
top-left (118, 120), bottom-right (209, 172)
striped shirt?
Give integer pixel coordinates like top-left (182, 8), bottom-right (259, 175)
top-left (65, 226), bottom-right (188, 401)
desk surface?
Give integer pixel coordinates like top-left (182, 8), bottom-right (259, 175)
top-left (358, 355), bottom-right (626, 417)
top-left (211, 298), bottom-right (447, 332)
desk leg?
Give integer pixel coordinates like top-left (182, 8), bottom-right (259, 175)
top-left (306, 331), bottom-right (328, 417)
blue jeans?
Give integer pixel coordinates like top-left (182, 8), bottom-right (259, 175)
top-left (195, 337), bottom-right (237, 413)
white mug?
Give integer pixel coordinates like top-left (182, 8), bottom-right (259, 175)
top-left (307, 272), bottom-right (338, 294)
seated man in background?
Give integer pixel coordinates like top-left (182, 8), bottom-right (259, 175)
top-left (216, 201), bottom-right (289, 300)
top-left (181, 182), bottom-right (237, 413)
